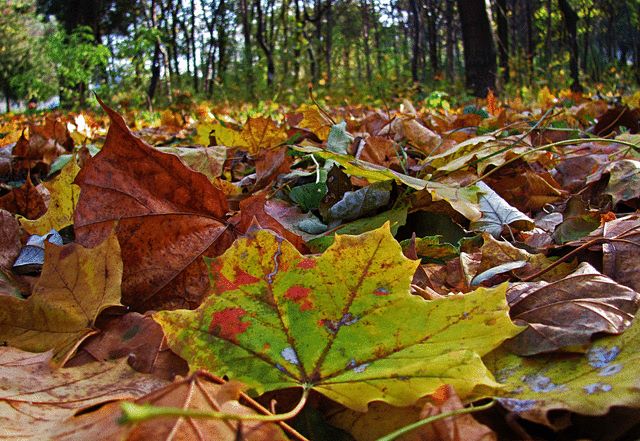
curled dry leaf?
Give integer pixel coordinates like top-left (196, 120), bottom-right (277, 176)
top-left (52, 372), bottom-right (288, 441)
top-left (155, 224), bottom-right (521, 412)
top-left (67, 312), bottom-right (188, 381)
top-left (74, 101), bottom-right (235, 311)
top-left (0, 346), bottom-right (167, 440)
top-left (505, 262), bottom-right (640, 356)
top-left (0, 232), bottom-right (122, 366)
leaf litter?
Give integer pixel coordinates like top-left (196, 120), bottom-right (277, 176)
top-left (1, 94), bottom-right (640, 439)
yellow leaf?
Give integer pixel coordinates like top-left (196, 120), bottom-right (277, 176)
top-left (240, 116), bottom-right (288, 154)
top-left (0, 233), bottom-right (122, 366)
top-left (19, 159), bottom-right (81, 235)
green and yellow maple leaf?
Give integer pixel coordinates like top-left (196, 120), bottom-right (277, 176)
top-left (155, 224), bottom-right (521, 411)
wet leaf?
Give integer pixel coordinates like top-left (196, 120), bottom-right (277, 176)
top-left (74, 101), bottom-right (234, 311)
top-left (155, 224), bottom-right (521, 411)
top-left (0, 232), bottom-right (122, 365)
top-left (19, 158), bottom-right (80, 235)
top-left (504, 263), bottom-right (640, 355)
top-left (0, 346), bottom-right (168, 440)
top-left (486, 315), bottom-right (640, 427)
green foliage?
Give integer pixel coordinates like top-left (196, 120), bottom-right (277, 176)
top-left (0, 0), bottom-right (56, 106)
top-left (47, 26), bottom-right (110, 105)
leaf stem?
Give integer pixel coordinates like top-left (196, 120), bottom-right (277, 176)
top-left (119, 387), bottom-right (310, 425)
top-left (375, 399), bottom-right (496, 441)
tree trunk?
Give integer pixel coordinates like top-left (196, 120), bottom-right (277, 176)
top-left (325, 0), bottom-right (333, 86)
top-left (360, 0), bottom-right (372, 84)
top-left (409, 0), bottom-right (421, 83)
top-left (496, 0), bottom-right (509, 83)
top-left (445, 0), bottom-right (455, 81)
top-left (558, 0), bottom-right (583, 92)
top-left (148, 42), bottom-right (161, 108)
top-left (456, 0), bottom-right (497, 97)
top-left (255, 0), bottom-right (275, 87)
top-left (240, 0), bottom-right (255, 97)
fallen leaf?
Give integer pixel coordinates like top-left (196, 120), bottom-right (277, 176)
top-left (486, 315), bottom-right (640, 427)
top-left (233, 193), bottom-right (308, 253)
top-left (505, 262), bottom-right (640, 356)
top-left (0, 175), bottom-right (49, 219)
top-left (19, 158), bottom-right (80, 235)
top-left (416, 384), bottom-right (496, 441)
top-left (603, 159), bottom-right (640, 206)
top-left (327, 121), bottom-right (354, 154)
top-left (155, 224), bottom-right (521, 411)
top-left (470, 182), bottom-right (534, 238)
top-left (0, 209), bottom-right (20, 269)
top-left (53, 372), bottom-right (288, 441)
top-left (67, 312), bottom-right (188, 380)
top-left (74, 101), bottom-right (234, 311)
top-left (156, 145), bottom-right (226, 180)
top-left (324, 180), bottom-right (393, 223)
top-left (0, 232), bottom-right (122, 365)
top-left (241, 116), bottom-right (289, 154)
top-left (0, 346), bottom-right (168, 440)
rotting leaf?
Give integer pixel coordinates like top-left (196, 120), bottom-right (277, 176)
top-left (0, 346), bottom-right (168, 440)
top-left (74, 101), bottom-right (234, 311)
top-left (486, 315), bottom-right (640, 427)
top-left (504, 262), bottom-right (640, 355)
top-left (324, 180), bottom-right (393, 223)
top-left (0, 232), bottom-right (122, 366)
top-left (154, 224), bottom-right (522, 411)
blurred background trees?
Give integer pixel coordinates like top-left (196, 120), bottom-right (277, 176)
top-left (1, 0), bottom-right (638, 110)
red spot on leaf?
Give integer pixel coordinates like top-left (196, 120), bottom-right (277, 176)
top-left (374, 287), bottom-right (390, 296)
top-left (209, 307), bottom-right (251, 343)
top-left (297, 258), bottom-right (316, 269)
top-left (285, 285), bottom-right (313, 311)
top-left (214, 268), bottom-right (260, 293)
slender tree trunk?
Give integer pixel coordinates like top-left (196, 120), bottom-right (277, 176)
top-left (456, 0), bottom-right (497, 96)
top-left (325, 0), bottom-right (333, 86)
top-left (4, 88), bottom-right (10, 113)
top-left (255, 0), bottom-right (275, 87)
top-left (426, 0), bottom-right (439, 75)
top-left (360, 0), bottom-right (372, 84)
top-left (240, 0), bottom-right (255, 97)
top-left (496, 0), bottom-right (509, 83)
top-left (558, 0), bottom-right (583, 92)
top-left (445, 0), bottom-right (455, 81)
top-left (148, 43), bottom-right (161, 108)
top-left (409, 0), bottom-right (421, 83)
